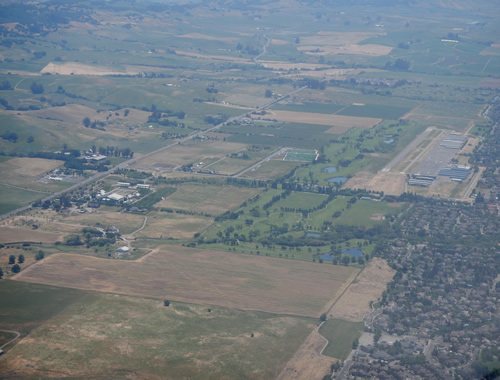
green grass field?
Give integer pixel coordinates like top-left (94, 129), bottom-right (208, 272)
top-left (0, 280), bottom-right (86, 342)
top-left (0, 184), bottom-right (46, 214)
top-left (273, 102), bottom-right (345, 114)
top-left (277, 192), bottom-right (328, 210)
top-left (319, 318), bottom-right (364, 360)
top-left (338, 200), bottom-right (402, 227)
top-left (284, 149), bottom-right (317, 162)
top-left (337, 104), bottom-right (411, 119)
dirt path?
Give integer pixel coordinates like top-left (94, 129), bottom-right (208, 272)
top-left (127, 216), bottom-right (148, 236)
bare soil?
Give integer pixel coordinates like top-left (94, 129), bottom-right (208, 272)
top-left (277, 329), bottom-right (336, 380)
top-left (344, 171), bottom-right (407, 195)
top-left (327, 258), bottom-right (395, 322)
top-left (478, 78), bottom-right (500, 88)
top-left (254, 110), bottom-right (381, 129)
top-left (40, 62), bottom-right (143, 76)
top-left (14, 246), bottom-right (359, 317)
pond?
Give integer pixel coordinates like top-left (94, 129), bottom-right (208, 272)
top-left (322, 167), bottom-right (337, 173)
top-left (327, 176), bottom-right (347, 184)
top-left (306, 232), bottom-right (321, 238)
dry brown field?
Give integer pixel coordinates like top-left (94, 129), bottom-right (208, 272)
top-left (478, 77), bottom-right (500, 88)
top-left (298, 44), bottom-right (392, 56)
top-left (241, 160), bottom-right (300, 180)
top-left (14, 246), bottom-right (359, 317)
top-left (271, 39), bottom-right (289, 45)
top-left (0, 227), bottom-right (63, 244)
top-left (303, 32), bottom-right (385, 45)
top-left (222, 93), bottom-right (268, 108)
top-left (296, 32), bottom-right (391, 57)
top-left (277, 329), bottom-right (336, 380)
top-left (178, 33), bottom-right (236, 42)
top-left (134, 212), bottom-right (213, 239)
top-left (328, 258), bottom-right (395, 322)
top-left (260, 61), bottom-right (330, 70)
top-left (135, 140), bottom-right (248, 169)
top-left (174, 50), bottom-right (253, 64)
top-left (63, 211), bottom-right (146, 235)
top-left (29, 104), bottom-right (149, 125)
top-left (40, 62), bottom-right (142, 76)
top-left (253, 110), bottom-right (381, 130)
top-left (344, 171), bottom-right (407, 195)
top-left (0, 157), bottom-right (64, 185)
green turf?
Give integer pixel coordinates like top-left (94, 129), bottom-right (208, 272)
top-left (0, 184), bottom-right (46, 214)
top-left (319, 318), bottom-right (364, 360)
top-left (0, 280), bottom-right (86, 338)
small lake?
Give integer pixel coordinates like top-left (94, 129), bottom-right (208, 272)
top-left (306, 232), bottom-right (321, 238)
top-left (327, 176), bottom-right (347, 184)
top-left (319, 248), bottom-right (364, 261)
top-left (323, 167), bottom-right (337, 173)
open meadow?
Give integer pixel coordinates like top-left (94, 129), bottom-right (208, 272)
top-left (155, 183), bottom-right (260, 215)
top-left (0, 292), bottom-right (315, 380)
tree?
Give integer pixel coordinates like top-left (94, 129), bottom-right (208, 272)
top-left (82, 117), bottom-right (91, 128)
top-left (163, 300), bottom-right (170, 307)
top-left (395, 58), bottom-right (410, 71)
top-left (11, 264), bottom-right (21, 273)
top-left (352, 337), bottom-right (359, 349)
top-left (30, 82), bottom-right (44, 94)
top-left (0, 267), bottom-right (3, 279)
top-left (265, 89), bottom-right (273, 98)
top-left (8, 255), bottom-right (15, 265)
top-left (319, 313), bottom-right (327, 323)
top-left (18, 254), bottom-right (25, 264)
top-left (0, 80), bottom-right (12, 90)
top-left (35, 250), bottom-right (45, 260)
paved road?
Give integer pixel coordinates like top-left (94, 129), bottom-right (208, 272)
top-left (0, 86), bottom-right (307, 222)
top-left (233, 147), bottom-right (286, 178)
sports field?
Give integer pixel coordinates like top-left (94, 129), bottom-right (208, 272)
top-left (14, 246), bottom-right (359, 317)
top-left (284, 149), bottom-right (318, 162)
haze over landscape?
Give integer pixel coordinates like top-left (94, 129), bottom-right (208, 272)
top-left (0, 0), bottom-right (499, 379)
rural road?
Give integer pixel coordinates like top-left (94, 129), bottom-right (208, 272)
top-left (0, 330), bottom-right (20, 350)
top-left (0, 86), bottom-right (307, 222)
top-left (233, 147), bottom-right (286, 178)
top-left (253, 34), bottom-right (271, 66)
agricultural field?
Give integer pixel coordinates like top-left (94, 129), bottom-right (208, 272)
top-left (14, 245), bottom-right (359, 317)
top-left (328, 258), bottom-right (396, 322)
top-left (0, 0), bottom-right (498, 378)
top-left (257, 110), bottom-right (382, 131)
top-left (240, 159), bottom-right (301, 180)
top-left (0, 292), bottom-right (315, 380)
top-left (155, 183), bottom-right (260, 215)
top-left (0, 280), bottom-right (86, 345)
top-left (132, 140), bottom-right (248, 172)
top-left (0, 184), bottom-right (47, 215)
top-left (319, 319), bottom-right (365, 360)
top-left (134, 211), bottom-right (214, 239)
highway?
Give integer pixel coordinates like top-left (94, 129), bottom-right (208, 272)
top-left (0, 86), bottom-right (306, 221)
